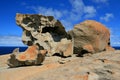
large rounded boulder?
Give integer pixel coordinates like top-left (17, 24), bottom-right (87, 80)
top-left (68, 20), bottom-right (114, 56)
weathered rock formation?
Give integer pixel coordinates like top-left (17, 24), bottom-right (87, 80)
top-left (16, 13), bottom-right (72, 57)
top-left (68, 20), bottom-right (114, 56)
top-left (7, 45), bottom-right (47, 67)
top-left (16, 13), bottom-right (114, 57)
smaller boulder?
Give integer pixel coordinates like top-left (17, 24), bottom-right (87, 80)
top-left (7, 45), bottom-right (47, 68)
top-left (55, 38), bottom-right (73, 57)
top-left (83, 44), bottom-right (95, 53)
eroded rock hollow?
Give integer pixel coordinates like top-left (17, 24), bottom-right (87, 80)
top-left (16, 13), bottom-right (73, 57)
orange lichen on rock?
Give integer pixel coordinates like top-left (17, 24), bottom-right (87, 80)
top-left (16, 45), bottom-right (39, 60)
top-left (81, 20), bottom-right (109, 34)
top-left (83, 44), bottom-right (94, 53)
top-left (40, 50), bottom-right (48, 55)
top-left (19, 55), bottom-right (26, 60)
top-left (105, 45), bottom-right (115, 51)
top-left (73, 74), bottom-right (88, 80)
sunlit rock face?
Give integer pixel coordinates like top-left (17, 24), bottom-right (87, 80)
top-left (68, 20), bottom-right (114, 56)
top-left (16, 13), bottom-right (73, 57)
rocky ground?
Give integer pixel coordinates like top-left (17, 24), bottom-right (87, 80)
top-left (0, 50), bottom-right (120, 80)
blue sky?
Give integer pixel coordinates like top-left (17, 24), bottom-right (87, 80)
top-left (0, 0), bottom-right (120, 46)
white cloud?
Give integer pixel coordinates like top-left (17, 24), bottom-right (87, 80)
top-left (70, 0), bottom-right (84, 13)
top-left (109, 28), bottom-right (120, 46)
top-left (31, 0), bottom-right (97, 31)
top-left (100, 13), bottom-right (114, 22)
top-left (84, 6), bottom-right (96, 18)
top-left (110, 35), bottom-right (120, 46)
top-left (92, 0), bottom-right (108, 3)
top-left (0, 36), bottom-right (26, 46)
top-left (92, 0), bottom-right (109, 9)
top-left (33, 7), bottom-right (63, 19)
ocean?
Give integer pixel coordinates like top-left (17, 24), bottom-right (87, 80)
top-left (0, 46), bottom-right (120, 55)
top-left (0, 46), bottom-right (27, 55)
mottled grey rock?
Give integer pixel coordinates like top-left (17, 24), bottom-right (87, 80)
top-left (16, 13), bottom-right (73, 57)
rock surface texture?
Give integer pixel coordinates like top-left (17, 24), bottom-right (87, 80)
top-left (68, 20), bottom-right (114, 55)
top-left (7, 45), bottom-right (47, 67)
top-left (1, 50), bottom-right (120, 80)
top-left (16, 13), bottom-right (72, 57)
